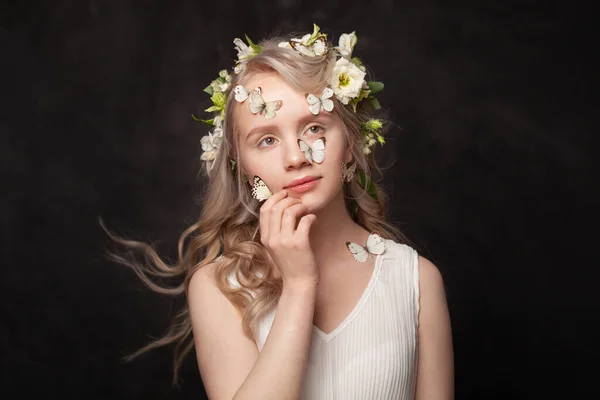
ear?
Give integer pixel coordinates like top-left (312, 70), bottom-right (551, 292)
top-left (344, 142), bottom-right (353, 164)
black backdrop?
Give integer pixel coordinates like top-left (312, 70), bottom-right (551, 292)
top-left (1, 1), bottom-right (597, 399)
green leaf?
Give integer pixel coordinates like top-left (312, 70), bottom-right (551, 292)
top-left (350, 57), bottom-right (362, 67)
top-left (368, 96), bottom-right (381, 110)
top-left (356, 169), bottom-right (378, 200)
top-left (245, 34), bottom-right (263, 52)
top-left (205, 105), bottom-right (221, 113)
top-left (203, 85), bottom-right (214, 95)
top-left (210, 91), bottom-right (227, 109)
top-left (191, 114), bottom-right (214, 125)
top-left (230, 159), bottom-right (236, 170)
top-left (305, 23), bottom-right (321, 46)
top-left (367, 81), bottom-right (384, 94)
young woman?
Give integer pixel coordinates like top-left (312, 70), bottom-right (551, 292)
top-left (105, 24), bottom-right (453, 399)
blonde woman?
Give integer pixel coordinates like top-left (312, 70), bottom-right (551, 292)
top-left (105, 25), bottom-right (453, 399)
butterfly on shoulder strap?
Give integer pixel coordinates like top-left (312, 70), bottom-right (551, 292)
top-left (251, 175), bottom-right (272, 202)
top-left (346, 232), bottom-right (386, 263)
top-left (297, 137), bottom-right (326, 164)
top-left (249, 87), bottom-right (283, 119)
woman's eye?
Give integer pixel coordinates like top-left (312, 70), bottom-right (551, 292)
top-left (307, 125), bottom-right (323, 135)
top-left (259, 137), bottom-right (276, 147)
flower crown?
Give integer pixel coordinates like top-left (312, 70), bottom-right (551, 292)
top-left (195, 24), bottom-right (386, 168)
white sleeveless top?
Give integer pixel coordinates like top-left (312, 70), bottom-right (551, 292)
top-left (228, 240), bottom-right (420, 399)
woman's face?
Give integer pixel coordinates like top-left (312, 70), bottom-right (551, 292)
top-left (234, 71), bottom-right (352, 212)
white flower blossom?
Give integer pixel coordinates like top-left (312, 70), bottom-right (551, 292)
top-left (233, 38), bottom-right (256, 61)
top-left (234, 62), bottom-right (246, 74)
top-left (213, 115), bottom-right (223, 129)
top-left (337, 32), bottom-right (357, 58)
top-left (219, 69), bottom-right (231, 81)
top-left (200, 131), bottom-right (222, 161)
top-left (329, 57), bottom-right (366, 104)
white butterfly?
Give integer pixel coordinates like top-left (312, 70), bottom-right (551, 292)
top-left (306, 87), bottom-right (334, 115)
top-left (249, 87), bottom-right (283, 119)
top-left (346, 233), bottom-right (386, 263)
top-left (289, 37), bottom-right (330, 57)
top-left (297, 137), bottom-right (326, 164)
top-left (234, 85), bottom-right (249, 103)
top-left (251, 175), bottom-right (272, 202)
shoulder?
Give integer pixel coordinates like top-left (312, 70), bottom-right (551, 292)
top-left (417, 256), bottom-right (445, 293)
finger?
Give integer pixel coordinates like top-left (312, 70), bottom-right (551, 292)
top-left (280, 203), bottom-right (309, 239)
top-left (259, 190), bottom-right (288, 240)
top-left (294, 214), bottom-right (317, 248)
top-left (269, 197), bottom-right (301, 239)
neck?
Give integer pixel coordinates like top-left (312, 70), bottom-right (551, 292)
top-left (308, 189), bottom-right (369, 268)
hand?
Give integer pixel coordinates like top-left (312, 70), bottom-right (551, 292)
top-left (259, 190), bottom-right (319, 287)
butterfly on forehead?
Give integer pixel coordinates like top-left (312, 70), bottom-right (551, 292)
top-left (233, 86), bottom-right (283, 119)
top-left (306, 87), bottom-right (334, 115)
top-left (249, 87), bottom-right (283, 119)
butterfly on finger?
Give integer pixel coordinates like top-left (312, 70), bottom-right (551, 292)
top-left (346, 232), bottom-right (386, 263)
top-left (251, 175), bottom-right (272, 202)
top-left (297, 137), bottom-right (326, 164)
top-left (306, 87), bottom-right (334, 115)
top-left (249, 87), bottom-right (283, 119)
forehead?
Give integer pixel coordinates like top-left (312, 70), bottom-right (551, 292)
top-left (233, 71), bottom-right (320, 134)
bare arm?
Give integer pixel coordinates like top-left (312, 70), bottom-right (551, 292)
top-left (189, 264), bottom-right (317, 400)
top-left (415, 256), bottom-right (454, 400)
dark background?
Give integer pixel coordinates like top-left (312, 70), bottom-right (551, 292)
top-left (1, 0), bottom-right (597, 398)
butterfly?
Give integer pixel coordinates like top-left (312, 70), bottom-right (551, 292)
top-left (251, 175), bottom-right (272, 202)
top-left (289, 37), bottom-right (330, 57)
top-left (306, 87), bottom-right (334, 115)
top-left (249, 87), bottom-right (283, 119)
top-left (297, 137), bottom-right (326, 164)
top-left (234, 85), bottom-right (249, 103)
top-left (341, 161), bottom-right (357, 182)
top-left (346, 233), bottom-right (386, 263)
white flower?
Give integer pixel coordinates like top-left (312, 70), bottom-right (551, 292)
top-left (337, 31), bottom-right (357, 58)
top-left (213, 115), bottom-right (223, 129)
top-left (219, 69), bottom-right (231, 81)
top-left (233, 38), bottom-right (256, 61)
top-left (234, 63), bottom-right (246, 74)
top-left (200, 131), bottom-right (222, 161)
top-left (219, 82), bottom-right (230, 92)
top-left (329, 57), bottom-right (366, 105)
top-left (278, 41), bottom-right (292, 49)
top-left (200, 150), bottom-right (217, 161)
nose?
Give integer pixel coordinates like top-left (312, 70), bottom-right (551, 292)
top-left (283, 136), bottom-right (310, 171)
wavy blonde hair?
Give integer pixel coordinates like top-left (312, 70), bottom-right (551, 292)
top-left (101, 35), bottom-right (408, 385)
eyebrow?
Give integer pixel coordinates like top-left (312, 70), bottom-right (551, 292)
top-left (244, 113), bottom-right (332, 140)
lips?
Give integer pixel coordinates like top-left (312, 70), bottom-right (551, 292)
top-left (285, 176), bottom-right (320, 188)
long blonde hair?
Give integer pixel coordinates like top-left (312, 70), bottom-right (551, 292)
top-left (101, 35), bottom-right (408, 385)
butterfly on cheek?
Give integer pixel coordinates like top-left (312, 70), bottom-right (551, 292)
top-left (251, 175), bottom-right (272, 202)
top-left (249, 87), bottom-right (283, 119)
top-left (346, 232), bottom-right (386, 263)
top-left (297, 137), bottom-right (326, 164)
